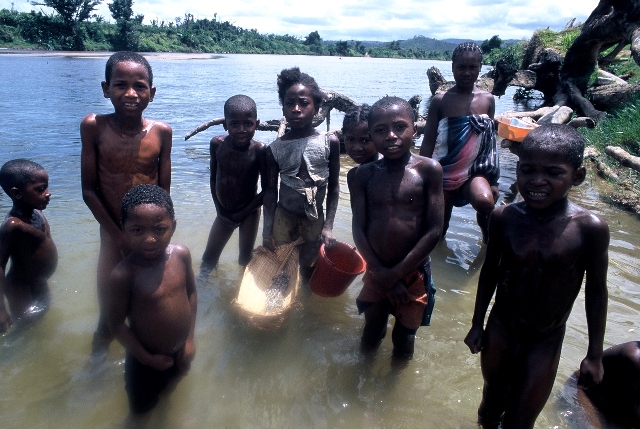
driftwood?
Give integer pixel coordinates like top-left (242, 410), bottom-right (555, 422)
top-left (584, 147), bottom-right (620, 180)
top-left (605, 146), bottom-right (640, 172)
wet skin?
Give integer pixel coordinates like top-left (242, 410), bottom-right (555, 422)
top-left (107, 204), bottom-right (196, 373)
top-left (464, 146), bottom-right (609, 428)
top-left (351, 104), bottom-right (443, 355)
top-left (0, 170), bottom-right (57, 332)
top-left (202, 108), bottom-right (266, 269)
top-left (419, 51), bottom-right (497, 241)
top-left (80, 60), bottom-right (172, 349)
top-left (262, 83), bottom-right (341, 259)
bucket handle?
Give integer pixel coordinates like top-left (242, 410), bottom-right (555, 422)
top-left (323, 243), bottom-right (359, 268)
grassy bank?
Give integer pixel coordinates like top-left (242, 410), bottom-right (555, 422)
top-left (580, 97), bottom-right (640, 212)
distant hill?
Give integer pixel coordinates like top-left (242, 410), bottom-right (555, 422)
top-left (400, 36), bottom-right (457, 51)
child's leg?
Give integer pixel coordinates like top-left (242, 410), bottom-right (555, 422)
top-left (442, 191), bottom-right (455, 237)
top-left (478, 313), bottom-right (515, 427)
top-left (201, 216), bottom-right (237, 272)
top-left (463, 176), bottom-right (497, 243)
top-left (362, 301), bottom-right (391, 350)
top-left (93, 228), bottom-right (125, 354)
top-left (391, 321), bottom-right (417, 359)
top-left (501, 326), bottom-right (565, 429)
top-left (237, 208), bottom-right (260, 266)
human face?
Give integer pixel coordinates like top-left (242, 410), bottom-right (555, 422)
top-left (123, 204), bottom-right (175, 262)
top-left (516, 147), bottom-right (585, 211)
top-left (282, 83), bottom-right (317, 129)
top-left (101, 61), bottom-right (155, 118)
top-left (369, 105), bottom-right (416, 160)
top-left (16, 170), bottom-right (50, 211)
top-left (224, 110), bottom-right (258, 146)
top-left (452, 51), bottom-right (482, 90)
top-left (344, 122), bottom-right (377, 165)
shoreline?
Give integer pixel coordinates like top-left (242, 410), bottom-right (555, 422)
top-left (0, 48), bottom-right (225, 60)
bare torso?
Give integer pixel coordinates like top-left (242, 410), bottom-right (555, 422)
top-left (493, 202), bottom-right (599, 332)
top-left (212, 136), bottom-right (263, 213)
top-left (126, 245), bottom-right (193, 355)
top-left (362, 155), bottom-right (429, 267)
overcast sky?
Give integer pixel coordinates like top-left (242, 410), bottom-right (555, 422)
top-left (3, 0), bottom-right (599, 42)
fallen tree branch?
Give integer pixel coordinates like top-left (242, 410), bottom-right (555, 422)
top-left (584, 146), bottom-right (620, 180)
top-left (605, 146), bottom-right (640, 172)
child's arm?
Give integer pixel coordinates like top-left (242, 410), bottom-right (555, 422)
top-left (157, 122), bottom-right (173, 194)
top-left (419, 94), bottom-right (443, 158)
top-left (0, 222), bottom-right (13, 332)
top-left (106, 264), bottom-right (174, 371)
top-left (262, 147), bottom-right (279, 250)
top-left (351, 165), bottom-right (385, 270)
top-left (176, 245), bottom-right (197, 373)
top-left (464, 209), bottom-right (505, 353)
top-left (208, 137), bottom-right (233, 223)
top-left (578, 215), bottom-right (610, 388)
top-left (320, 134), bottom-right (341, 247)
top-left (80, 115), bottom-right (125, 248)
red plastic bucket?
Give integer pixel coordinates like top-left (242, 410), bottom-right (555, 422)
top-left (309, 241), bottom-right (366, 297)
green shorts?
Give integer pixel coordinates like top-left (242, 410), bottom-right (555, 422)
top-left (273, 205), bottom-right (324, 267)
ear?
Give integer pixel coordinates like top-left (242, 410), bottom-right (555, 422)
top-left (150, 86), bottom-right (156, 102)
top-left (222, 122), bottom-right (228, 131)
top-left (9, 187), bottom-right (21, 200)
top-left (255, 119), bottom-right (260, 128)
top-left (101, 81), bottom-right (109, 98)
top-left (172, 219), bottom-right (177, 233)
top-left (573, 166), bottom-right (586, 186)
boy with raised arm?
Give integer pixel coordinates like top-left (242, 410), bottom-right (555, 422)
top-left (201, 95), bottom-right (266, 274)
top-left (464, 125), bottom-right (609, 428)
top-left (0, 160), bottom-right (58, 332)
top-left (106, 185), bottom-right (196, 415)
top-left (352, 97), bottom-right (443, 359)
top-left (81, 52), bottom-right (172, 356)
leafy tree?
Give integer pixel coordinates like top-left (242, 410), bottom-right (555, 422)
top-left (304, 30), bottom-right (321, 46)
top-left (335, 40), bottom-right (348, 56)
top-left (30, 0), bottom-right (101, 49)
top-left (108, 0), bottom-right (140, 50)
top-left (481, 35), bottom-right (502, 53)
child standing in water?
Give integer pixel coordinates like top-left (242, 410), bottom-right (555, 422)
top-left (342, 104), bottom-right (379, 195)
top-left (81, 52), bottom-right (172, 356)
top-left (420, 42), bottom-right (499, 242)
top-left (201, 95), bottom-right (266, 274)
top-left (352, 97), bottom-right (443, 359)
top-left (464, 125), bottom-right (609, 428)
top-left (262, 67), bottom-right (341, 279)
top-left (0, 159), bottom-right (57, 332)
top-left (106, 185), bottom-right (196, 415)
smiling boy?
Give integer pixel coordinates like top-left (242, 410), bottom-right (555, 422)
top-left (351, 96), bottom-right (443, 359)
top-left (201, 95), bottom-right (266, 274)
top-left (464, 124), bottom-right (609, 428)
top-left (0, 159), bottom-right (58, 332)
top-left (81, 52), bottom-right (172, 356)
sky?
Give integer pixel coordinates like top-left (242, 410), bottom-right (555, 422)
top-left (3, 0), bottom-right (600, 42)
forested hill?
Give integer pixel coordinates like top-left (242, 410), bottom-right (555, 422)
top-left (0, 7), bottom-right (455, 60)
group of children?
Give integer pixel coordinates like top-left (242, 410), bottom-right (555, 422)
top-left (0, 44), bottom-right (631, 427)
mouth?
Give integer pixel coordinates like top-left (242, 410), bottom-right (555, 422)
top-left (526, 190), bottom-right (548, 199)
top-left (123, 102), bottom-right (139, 108)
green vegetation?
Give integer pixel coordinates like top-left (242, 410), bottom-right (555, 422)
top-left (0, 7), bottom-right (451, 59)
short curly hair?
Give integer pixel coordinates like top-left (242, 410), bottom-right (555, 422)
top-left (105, 51), bottom-right (153, 86)
top-left (342, 104), bottom-right (371, 134)
top-left (120, 184), bottom-right (174, 224)
top-left (276, 67), bottom-right (324, 107)
top-left (369, 96), bottom-right (417, 126)
top-left (0, 159), bottom-right (46, 196)
top-left (520, 124), bottom-right (585, 170)
top-left (451, 42), bottom-right (483, 64)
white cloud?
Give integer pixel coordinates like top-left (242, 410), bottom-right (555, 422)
top-left (1, 0), bottom-right (599, 41)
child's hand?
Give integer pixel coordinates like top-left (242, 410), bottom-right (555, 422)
top-left (146, 353), bottom-right (174, 371)
top-left (368, 267), bottom-right (400, 291)
top-left (387, 280), bottom-right (410, 307)
top-left (464, 324), bottom-right (484, 354)
top-left (320, 227), bottom-right (336, 248)
top-left (578, 356), bottom-right (604, 389)
top-left (176, 339), bottom-right (195, 374)
top-left (263, 235), bottom-right (276, 251)
top-left (0, 307), bottom-right (12, 333)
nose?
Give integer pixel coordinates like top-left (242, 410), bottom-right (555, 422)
top-left (125, 86), bottom-right (137, 97)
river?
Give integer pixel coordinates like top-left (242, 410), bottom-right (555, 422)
top-left (0, 51), bottom-right (638, 428)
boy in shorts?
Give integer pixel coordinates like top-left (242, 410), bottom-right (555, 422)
top-left (81, 52), bottom-right (172, 355)
top-left (106, 184), bottom-right (196, 415)
top-left (201, 95), bottom-right (266, 274)
top-left (351, 96), bottom-right (444, 359)
top-left (0, 159), bottom-right (58, 332)
top-left (464, 124), bottom-right (609, 428)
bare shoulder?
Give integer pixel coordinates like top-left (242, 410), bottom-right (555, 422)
top-left (80, 113), bottom-right (108, 135)
top-left (149, 119), bottom-right (172, 135)
top-left (210, 135), bottom-right (227, 150)
top-left (328, 133), bottom-right (341, 152)
top-left (411, 153), bottom-right (443, 176)
top-left (250, 138), bottom-right (266, 152)
top-left (570, 202), bottom-right (609, 238)
top-left (169, 243), bottom-right (193, 262)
